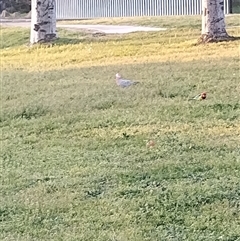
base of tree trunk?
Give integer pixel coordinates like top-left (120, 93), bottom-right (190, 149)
top-left (198, 34), bottom-right (236, 44)
top-left (38, 34), bottom-right (57, 43)
top-left (30, 35), bottom-right (57, 46)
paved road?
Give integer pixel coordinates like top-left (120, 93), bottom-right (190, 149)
top-left (0, 19), bottom-right (166, 34)
top-left (58, 24), bottom-right (166, 34)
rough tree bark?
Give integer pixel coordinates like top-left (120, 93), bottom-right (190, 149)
top-left (200, 0), bottom-right (231, 43)
top-left (30, 0), bottom-right (57, 44)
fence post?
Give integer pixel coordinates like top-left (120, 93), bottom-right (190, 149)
top-left (229, 0), bottom-right (233, 13)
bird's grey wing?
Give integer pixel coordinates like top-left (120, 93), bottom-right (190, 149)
top-left (119, 79), bottom-right (133, 87)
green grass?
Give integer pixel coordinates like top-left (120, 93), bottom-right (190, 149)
top-left (1, 16), bottom-right (240, 241)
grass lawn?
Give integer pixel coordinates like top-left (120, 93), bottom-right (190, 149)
top-left (1, 15), bottom-right (240, 241)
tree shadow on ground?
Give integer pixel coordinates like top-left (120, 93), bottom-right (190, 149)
top-left (53, 26), bottom-right (149, 46)
top-left (35, 30), bottom-right (148, 47)
top-left (0, 26), bottom-right (147, 49)
top-left (196, 35), bottom-right (240, 45)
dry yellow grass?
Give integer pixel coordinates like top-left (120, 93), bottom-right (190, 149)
top-left (1, 24), bottom-right (239, 72)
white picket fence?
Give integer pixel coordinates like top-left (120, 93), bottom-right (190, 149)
top-left (56, 0), bottom-right (231, 19)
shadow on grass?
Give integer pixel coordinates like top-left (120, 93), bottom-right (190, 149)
top-left (196, 35), bottom-right (240, 45)
top-left (0, 27), bottom-right (29, 49)
top-left (0, 27), bottom-right (143, 49)
top-left (0, 28), bottom-right (102, 49)
top-left (1, 60), bottom-right (239, 126)
top-left (29, 30), bottom-right (158, 48)
top-left (51, 37), bottom-right (89, 46)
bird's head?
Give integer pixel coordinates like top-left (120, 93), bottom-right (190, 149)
top-left (116, 73), bottom-right (121, 79)
top-left (201, 92), bottom-right (207, 99)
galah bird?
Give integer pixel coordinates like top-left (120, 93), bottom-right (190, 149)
top-left (190, 92), bottom-right (207, 100)
top-left (115, 73), bottom-right (139, 88)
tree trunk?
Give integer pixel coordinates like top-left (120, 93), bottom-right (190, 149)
top-left (30, 0), bottom-right (57, 44)
top-left (200, 0), bottom-right (231, 43)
